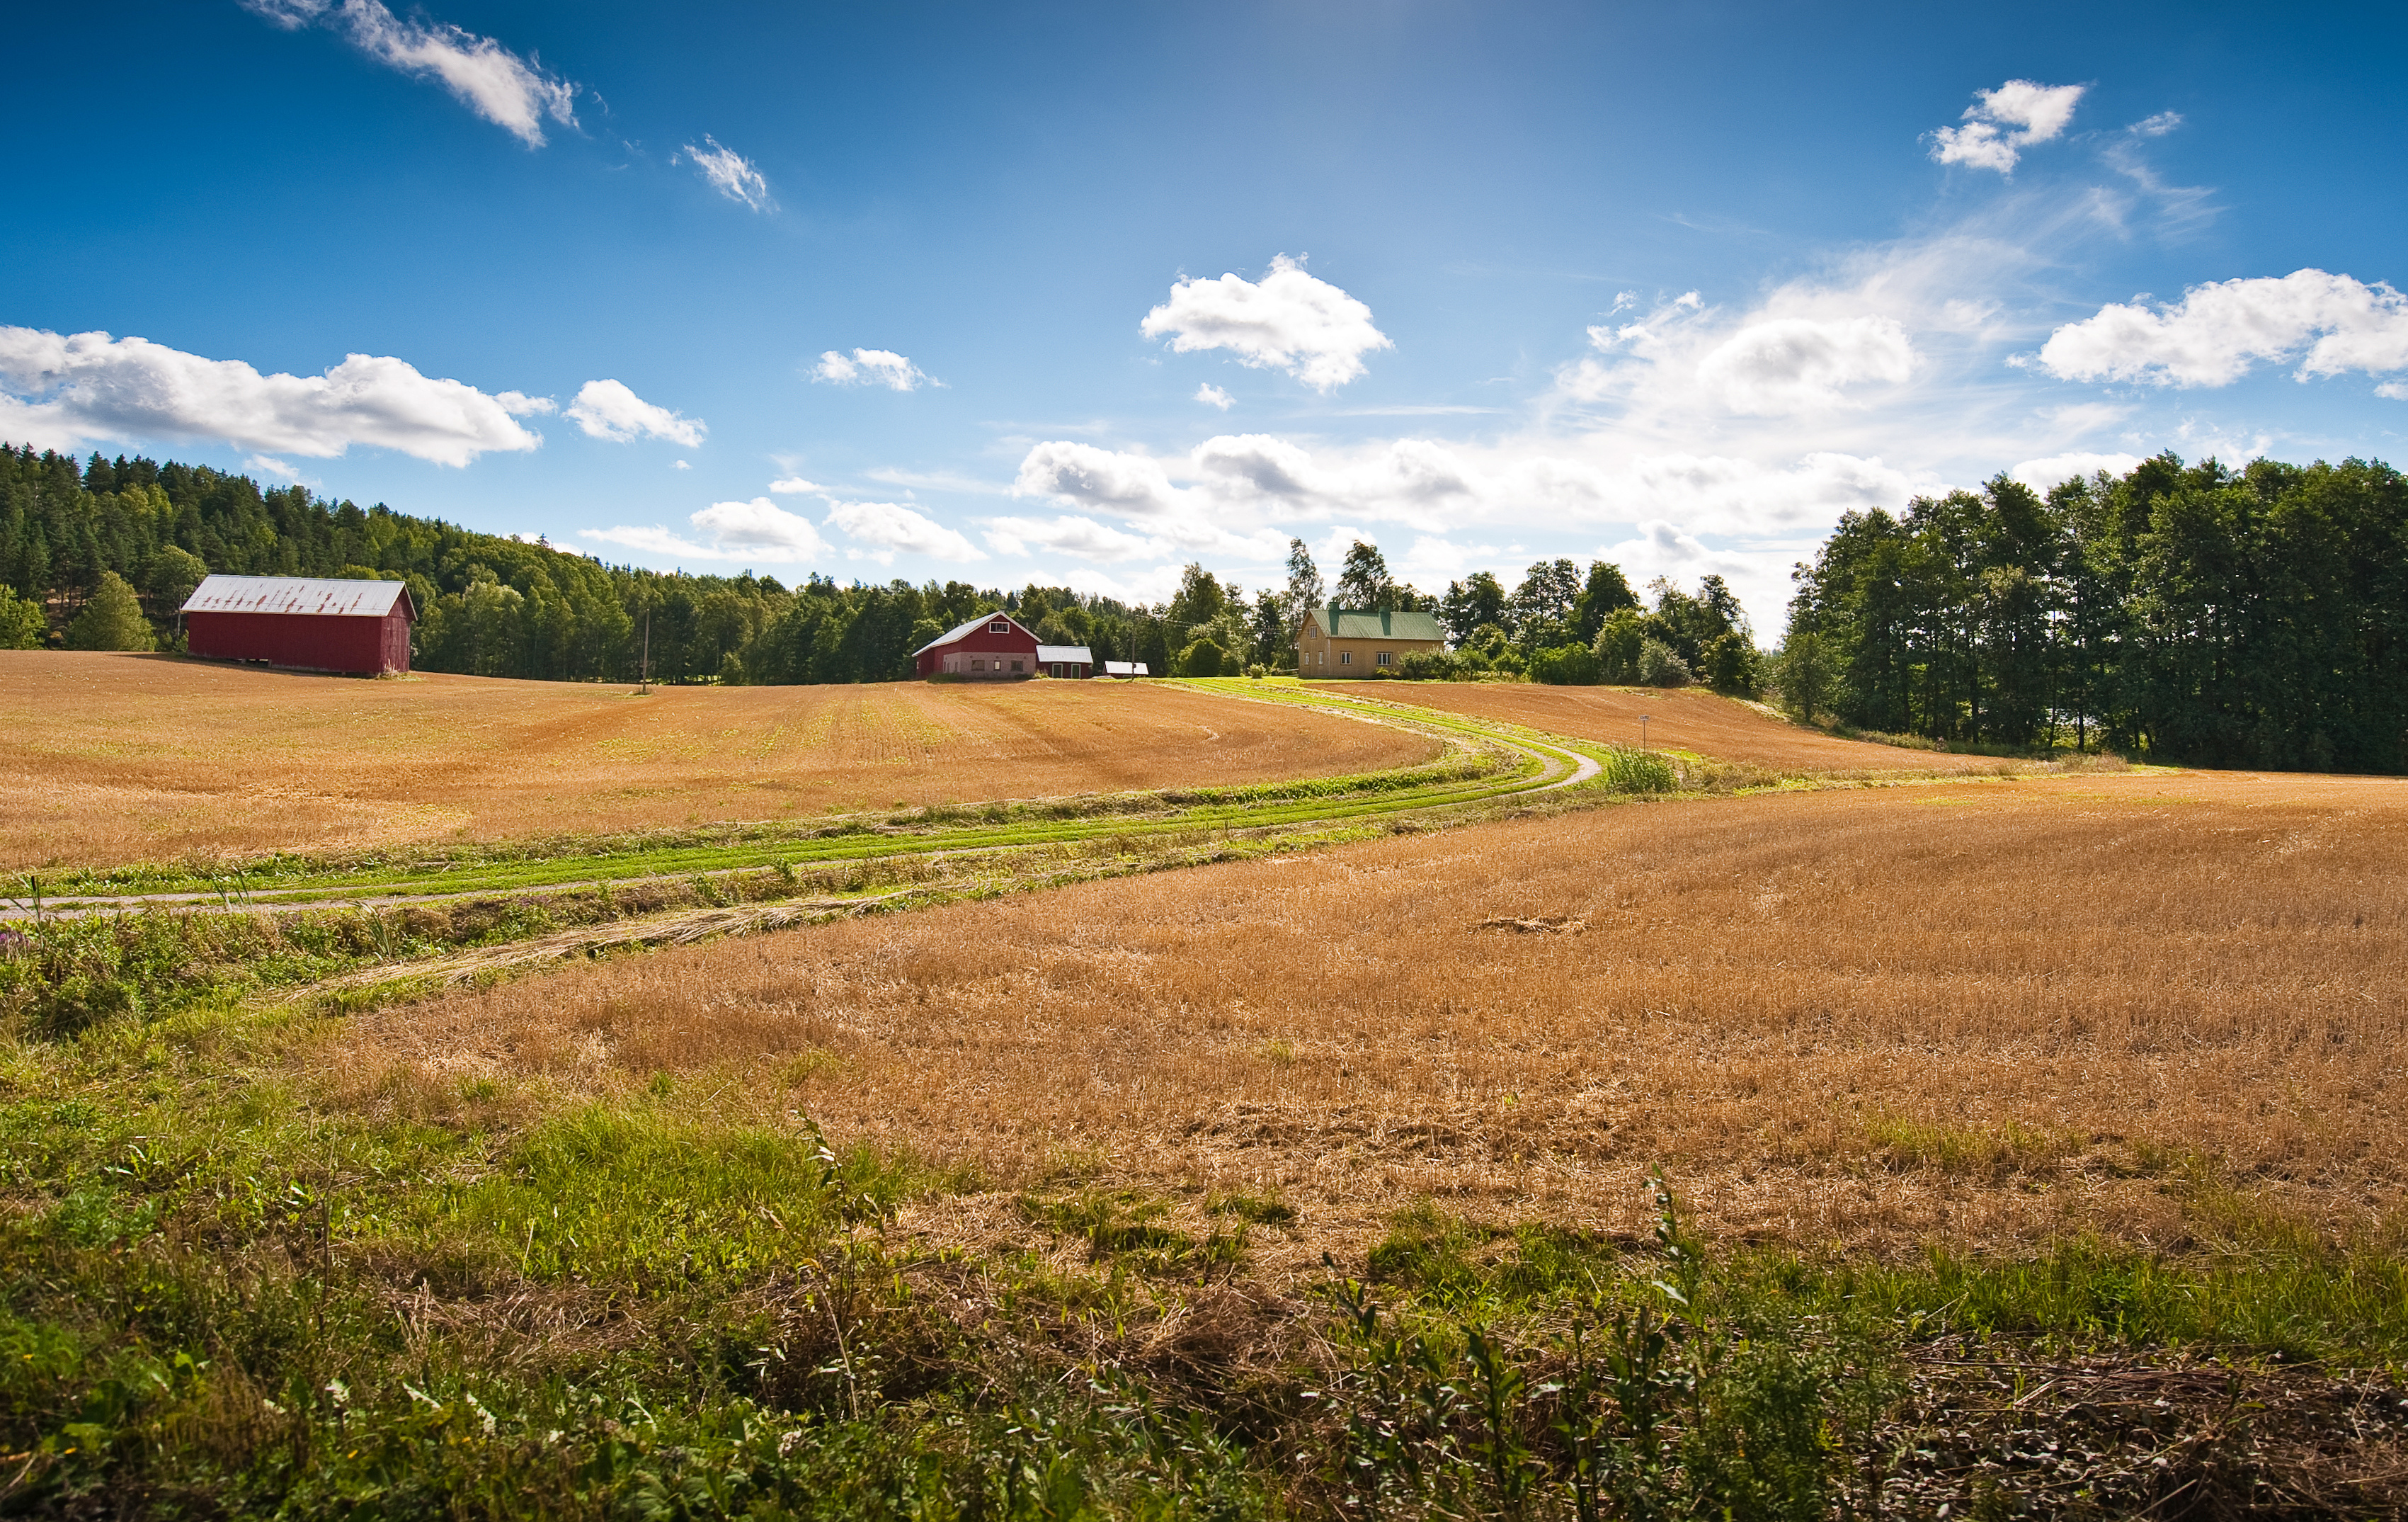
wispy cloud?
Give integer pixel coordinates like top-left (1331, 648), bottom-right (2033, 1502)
top-left (243, 0), bottom-right (577, 147)
top-left (813, 348), bottom-right (935, 392)
top-left (680, 135), bottom-right (770, 210)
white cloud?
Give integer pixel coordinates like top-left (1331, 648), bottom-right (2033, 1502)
top-left (690, 497), bottom-right (830, 557)
top-left (564, 379), bottom-right (707, 446)
top-left (1928, 79), bottom-right (2086, 174)
top-left (823, 499), bottom-right (983, 563)
top-left (245, 454), bottom-right (301, 479)
top-left (983, 514), bottom-right (1161, 564)
top-left (1140, 254), bottom-right (1391, 391)
top-left (578, 524), bottom-right (726, 561)
top-left (1693, 316), bottom-right (1918, 414)
top-left (1194, 382), bottom-right (1234, 410)
top-left (245, 0), bottom-right (577, 147)
top-left (493, 390), bottom-right (554, 415)
top-left (813, 348), bottom-right (932, 391)
top-left (2378, 381), bottom-right (2408, 401)
top-left (681, 135), bottom-right (770, 211)
top-left (2007, 451), bottom-right (2147, 492)
top-left (0, 326), bottom-right (542, 466)
top-left (671, 459), bottom-right (691, 470)
top-left (2036, 269), bottom-right (2408, 388)
top-left (767, 475), bottom-right (822, 494)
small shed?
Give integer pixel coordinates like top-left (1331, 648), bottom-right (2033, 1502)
top-left (914, 610), bottom-right (1042, 678)
top-left (1037, 644), bottom-right (1094, 678)
top-left (181, 574), bottom-right (417, 676)
top-left (1102, 660), bottom-right (1151, 678)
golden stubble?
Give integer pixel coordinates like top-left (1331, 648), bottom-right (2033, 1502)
top-left (326, 767), bottom-right (2408, 1278)
top-left (0, 654), bottom-right (1437, 870)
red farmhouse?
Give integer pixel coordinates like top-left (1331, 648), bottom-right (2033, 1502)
top-left (181, 574), bottom-right (417, 676)
top-left (912, 611), bottom-right (1094, 679)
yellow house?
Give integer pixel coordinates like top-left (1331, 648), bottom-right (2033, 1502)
top-left (1294, 602), bottom-right (1446, 676)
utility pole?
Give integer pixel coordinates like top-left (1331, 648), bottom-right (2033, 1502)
top-left (639, 594), bottom-right (652, 694)
top-left (1639, 714), bottom-right (1650, 751)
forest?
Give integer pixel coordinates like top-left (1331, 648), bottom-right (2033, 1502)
top-left (6, 441), bottom-right (2404, 771)
top-left (1779, 453), bottom-right (2408, 772)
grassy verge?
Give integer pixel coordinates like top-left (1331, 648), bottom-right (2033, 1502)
top-left (3, 989), bottom-right (2401, 1518)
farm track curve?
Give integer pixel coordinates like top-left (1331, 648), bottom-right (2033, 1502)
top-left (6, 683), bottom-right (1607, 922)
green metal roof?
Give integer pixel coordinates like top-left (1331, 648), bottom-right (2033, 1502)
top-left (1303, 604), bottom-right (1445, 642)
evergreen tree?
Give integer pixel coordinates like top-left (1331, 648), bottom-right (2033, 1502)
top-left (65, 571), bottom-right (154, 651)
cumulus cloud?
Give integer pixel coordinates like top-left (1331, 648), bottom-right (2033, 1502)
top-left (244, 0), bottom-right (576, 147)
top-left (1141, 255), bottom-right (1391, 391)
top-left (2008, 452), bottom-right (2147, 491)
top-left (0, 326), bottom-right (542, 467)
top-left (2036, 269), bottom-right (2408, 388)
top-left (823, 499), bottom-right (983, 563)
top-left (1194, 382), bottom-right (1234, 410)
top-left (983, 514), bottom-right (1160, 564)
top-left (767, 475), bottom-right (822, 494)
top-left (1928, 79), bottom-right (2086, 174)
top-left (813, 348), bottom-right (932, 392)
top-left (690, 497), bottom-right (828, 557)
top-left (493, 390), bottom-right (554, 416)
top-left (681, 135), bottom-right (770, 210)
top-left (582, 496), bottom-right (828, 564)
top-left (1693, 316), bottom-right (1918, 414)
top-left (564, 379), bottom-right (707, 446)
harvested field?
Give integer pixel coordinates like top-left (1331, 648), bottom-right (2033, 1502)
top-left (1320, 679), bottom-right (2012, 772)
top-left (334, 766), bottom-right (2408, 1280)
top-left (0, 653), bottom-right (1437, 870)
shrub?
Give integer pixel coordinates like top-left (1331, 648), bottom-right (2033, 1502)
top-left (1635, 637), bottom-right (1690, 688)
top-left (1396, 649), bottom-right (1466, 681)
top-left (1529, 644), bottom-right (1601, 686)
top-left (1599, 744), bottom-right (1677, 793)
top-left (1702, 631), bottom-right (1759, 696)
top-left (65, 572), bottom-right (154, 652)
top-left (1175, 638), bottom-right (1226, 678)
top-left (0, 586), bottom-right (45, 649)
top-left (1243, 663), bottom-right (1267, 679)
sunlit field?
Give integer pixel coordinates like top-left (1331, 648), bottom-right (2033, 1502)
top-left (0, 653), bottom-right (1438, 869)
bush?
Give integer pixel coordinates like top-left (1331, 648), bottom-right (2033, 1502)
top-left (1529, 644), bottom-right (1601, 686)
top-left (1395, 649), bottom-right (1466, 681)
top-left (0, 586), bottom-right (45, 649)
top-left (1175, 637), bottom-right (1225, 678)
top-left (1636, 637), bottom-right (1690, 688)
top-left (1243, 663), bottom-right (1266, 679)
top-left (1599, 744), bottom-right (1678, 793)
top-left (1702, 631), bottom-right (1760, 696)
top-left (64, 572), bottom-right (154, 652)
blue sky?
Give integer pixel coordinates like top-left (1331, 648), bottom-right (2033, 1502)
top-left (5, 1), bottom-right (2406, 626)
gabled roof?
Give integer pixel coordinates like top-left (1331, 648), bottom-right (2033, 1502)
top-left (1036, 644), bottom-right (1093, 664)
top-left (1301, 603), bottom-right (1445, 642)
top-left (181, 574), bottom-right (416, 620)
top-left (913, 609), bottom-right (1034, 657)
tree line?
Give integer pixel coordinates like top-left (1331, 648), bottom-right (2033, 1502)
top-left (1774, 453), bottom-right (2408, 771)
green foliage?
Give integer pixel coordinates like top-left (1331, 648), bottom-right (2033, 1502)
top-left (1528, 644), bottom-right (1600, 686)
top-left (1395, 647), bottom-right (1469, 681)
top-left (1700, 630), bottom-right (1759, 695)
top-left (1791, 454), bottom-right (2408, 768)
top-left (1598, 745), bottom-right (1677, 793)
top-left (64, 570), bottom-right (153, 651)
top-left (1175, 636), bottom-right (1226, 677)
top-left (0, 583), bottom-right (43, 648)
top-left (1634, 638), bottom-right (1689, 688)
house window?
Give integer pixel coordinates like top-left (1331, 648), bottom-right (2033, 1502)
top-left (1376, 650), bottom-right (1391, 666)
top-left (989, 620), bottom-right (1010, 634)
top-left (971, 658), bottom-right (984, 671)
top-left (1340, 651), bottom-right (1352, 664)
top-left (1010, 659), bottom-right (1023, 672)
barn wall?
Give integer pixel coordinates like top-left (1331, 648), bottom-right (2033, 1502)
top-left (186, 611), bottom-right (401, 675)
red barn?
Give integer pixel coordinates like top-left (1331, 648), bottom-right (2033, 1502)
top-left (913, 610), bottom-right (1046, 678)
top-left (181, 574), bottom-right (416, 676)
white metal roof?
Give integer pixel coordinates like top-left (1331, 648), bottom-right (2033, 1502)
top-left (1036, 644), bottom-right (1093, 664)
top-left (1103, 660), bottom-right (1150, 676)
top-left (912, 609), bottom-right (1032, 656)
top-left (181, 574), bottom-right (414, 620)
